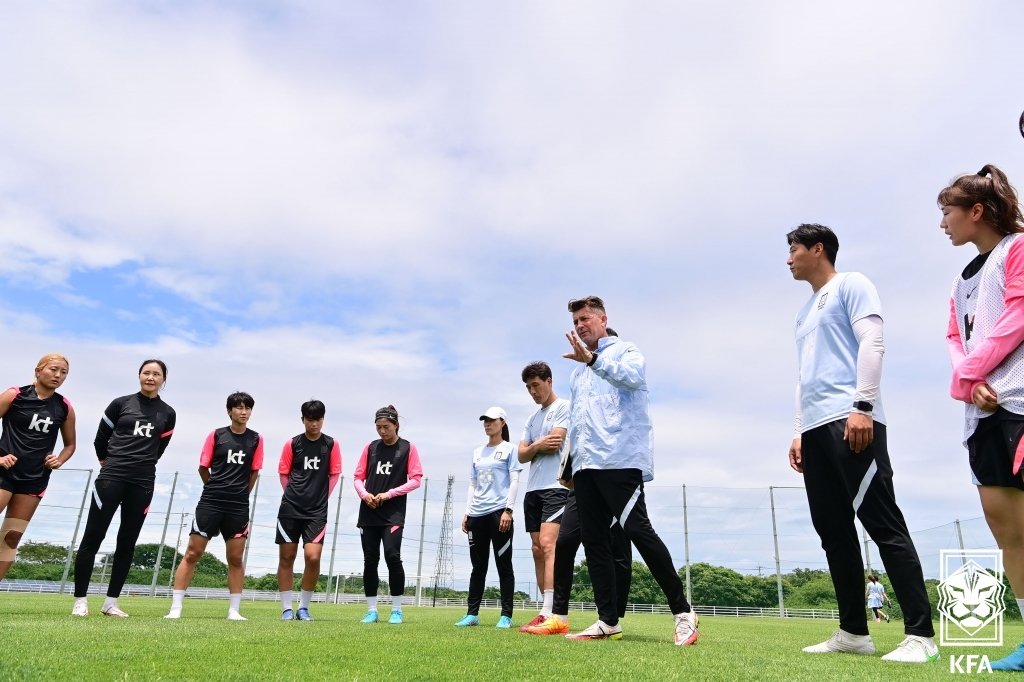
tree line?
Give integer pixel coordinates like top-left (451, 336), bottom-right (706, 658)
top-left (8, 542), bottom-right (1019, 619)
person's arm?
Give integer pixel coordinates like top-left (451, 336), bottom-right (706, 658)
top-left (592, 343), bottom-right (647, 390)
top-left (789, 383), bottom-right (803, 474)
top-left (947, 296), bottom-right (967, 369)
top-left (382, 444), bottom-right (423, 499)
top-left (844, 315), bottom-right (883, 454)
top-left (519, 429), bottom-right (566, 463)
top-left (327, 440), bottom-right (342, 495)
top-left (197, 430), bottom-right (216, 484)
top-left (248, 435), bottom-right (264, 493)
top-left (278, 441), bottom-right (293, 490)
top-left (45, 402), bottom-right (77, 470)
top-left (156, 409), bottom-right (176, 459)
top-left (94, 397), bottom-right (123, 463)
top-left (353, 444), bottom-right (371, 500)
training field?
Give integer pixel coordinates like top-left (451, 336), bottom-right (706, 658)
top-left (0, 595), bottom-right (1012, 681)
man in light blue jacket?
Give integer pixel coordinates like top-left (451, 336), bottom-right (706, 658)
top-left (562, 295), bottom-right (698, 646)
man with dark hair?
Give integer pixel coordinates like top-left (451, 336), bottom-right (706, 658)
top-left (787, 225), bottom-right (937, 663)
top-left (561, 296), bottom-right (697, 645)
top-left (166, 392), bottom-right (262, 621)
top-left (516, 361), bottom-right (571, 631)
top-left (276, 400), bottom-right (342, 621)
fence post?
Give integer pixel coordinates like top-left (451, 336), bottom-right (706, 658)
top-left (769, 486), bottom-right (785, 616)
top-left (415, 478), bottom-right (428, 607)
top-left (682, 484), bottom-right (691, 603)
top-left (326, 476), bottom-right (345, 603)
top-left (954, 518), bottom-right (965, 551)
top-left (150, 472), bottom-right (178, 596)
top-left (242, 473), bottom-right (260, 577)
top-left (168, 512), bottom-right (189, 587)
top-left (862, 525), bottom-right (872, 575)
top-left (59, 469), bottom-right (93, 595)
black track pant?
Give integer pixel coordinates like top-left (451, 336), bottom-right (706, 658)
top-left (360, 524), bottom-right (405, 597)
top-left (573, 468), bottom-right (690, 626)
top-left (553, 492), bottom-right (632, 616)
top-left (74, 478), bottom-right (153, 598)
top-left (466, 510), bottom-right (515, 618)
top-left (802, 420), bottom-right (934, 637)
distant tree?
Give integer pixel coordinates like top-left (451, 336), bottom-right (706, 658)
top-left (13, 541), bottom-right (67, 565)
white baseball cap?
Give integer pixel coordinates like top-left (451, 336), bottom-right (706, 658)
top-left (479, 406), bottom-right (507, 421)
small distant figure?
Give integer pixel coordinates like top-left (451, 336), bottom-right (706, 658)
top-left (866, 575), bottom-right (891, 623)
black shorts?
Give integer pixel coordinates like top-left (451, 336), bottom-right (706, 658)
top-left (968, 408), bottom-right (1024, 490)
top-left (276, 517), bottom-right (327, 545)
top-left (192, 504), bottom-right (250, 539)
top-left (524, 488), bottom-right (569, 533)
top-left (0, 474), bottom-right (46, 497)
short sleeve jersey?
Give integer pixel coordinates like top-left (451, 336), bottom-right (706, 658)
top-left (521, 398), bottom-right (570, 492)
top-left (0, 385), bottom-right (71, 484)
top-left (467, 441), bottom-right (522, 517)
top-left (197, 427), bottom-right (264, 512)
top-left (94, 392), bottom-right (176, 490)
top-left (795, 272), bottom-right (886, 431)
top-left (278, 433), bottom-right (341, 519)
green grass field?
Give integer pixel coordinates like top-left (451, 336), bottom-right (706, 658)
top-left (0, 594), bottom-right (1014, 680)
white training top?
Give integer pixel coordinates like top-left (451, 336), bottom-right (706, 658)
top-left (795, 272), bottom-right (887, 432)
top-left (521, 398), bottom-right (570, 492)
top-left (466, 441), bottom-right (523, 517)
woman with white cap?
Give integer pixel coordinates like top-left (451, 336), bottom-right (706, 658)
top-left (455, 406), bottom-right (522, 629)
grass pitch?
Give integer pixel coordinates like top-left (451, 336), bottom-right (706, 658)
top-left (0, 594), bottom-right (1013, 680)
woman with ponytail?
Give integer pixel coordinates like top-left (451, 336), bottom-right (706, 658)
top-left (940, 164), bottom-right (1024, 671)
top-left (455, 406), bottom-right (522, 629)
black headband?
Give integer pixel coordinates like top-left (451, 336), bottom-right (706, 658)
top-left (375, 408), bottom-right (398, 423)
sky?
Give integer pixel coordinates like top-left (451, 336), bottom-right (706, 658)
top-left (1, 1), bottom-right (1023, 596)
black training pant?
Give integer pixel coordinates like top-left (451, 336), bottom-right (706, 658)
top-left (466, 510), bottom-right (515, 618)
top-left (573, 468), bottom-right (689, 626)
top-left (802, 420), bottom-right (934, 637)
top-left (74, 478), bottom-right (153, 598)
top-left (360, 524), bottom-right (406, 597)
top-left (553, 491), bottom-right (632, 617)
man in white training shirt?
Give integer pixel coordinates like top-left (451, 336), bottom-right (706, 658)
top-left (787, 223), bottom-right (937, 664)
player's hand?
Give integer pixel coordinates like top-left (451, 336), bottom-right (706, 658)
top-left (364, 494), bottom-right (378, 509)
top-left (43, 454), bottom-right (62, 470)
top-left (461, 515), bottom-right (469, 534)
top-left (788, 438), bottom-right (802, 473)
top-left (374, 492), bottom-right (389, 505)
top-left (498, 510), bottom-right (512, 533)
top-left (562, 332), bottom-right (595, 365)
top-left (0, 454), bottom-right (17, 469)
top-left (844, 412), bottom-right (874, 453)
top-left (558, 476), bottom-right (575, 491)
top-left (973, 383), bottom-right (999, 412)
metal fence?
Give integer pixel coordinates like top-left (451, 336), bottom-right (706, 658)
top-left (9, 468), bottom-right (996, 613)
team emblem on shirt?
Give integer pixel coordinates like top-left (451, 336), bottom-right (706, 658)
top-left (817, 292), bottom-right (828, 310)
top-left (28, 414), bottom-right (54, 433)
top-left (226, 449), bottom-right (246, 464)
top-left (133, 421), bottom-right (154, 437)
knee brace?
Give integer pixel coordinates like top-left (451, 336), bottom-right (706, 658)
top-left (0, 518), bottom-right (29, 561)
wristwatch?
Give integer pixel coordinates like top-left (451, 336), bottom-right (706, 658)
top-left (586, 352), bottom-right (598, 367)
top-left (853, 401), bottom-right (873, 413)
top-left (503, 508), bottom-right (513, 515)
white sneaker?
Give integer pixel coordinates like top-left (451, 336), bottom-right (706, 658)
top-left (881, 635), bottom-right (939, 663)
top-left (674, 611), bottom-right (699, 646)
top-left (101, 605), bottom-right (130, 618)
top-left (802, 629), bottom-right (875, 655)
top-left (565, 620), bottom-right (623, 640)
top-left (71, 600), bottom-right (89, 617)
top-left (227, 610), bottom-right (247, 621)
top-left (164, 608), bottom-right (182, 620)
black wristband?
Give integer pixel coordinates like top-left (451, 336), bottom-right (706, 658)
top-left (586, 352), bottom-right (597, 367)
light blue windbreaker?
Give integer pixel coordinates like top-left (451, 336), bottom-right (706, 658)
top-left (568, 335), bottom-right (654, 481)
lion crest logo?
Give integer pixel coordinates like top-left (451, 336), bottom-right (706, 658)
top-left (938, 559), bottom-right (1006, 636)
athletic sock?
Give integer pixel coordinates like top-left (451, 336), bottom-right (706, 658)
top-left (300, 590), bottom-right (313, 609)
top-left (552, 613), bottom-right (567, 623)
top-left (367, 596), bottom-right (378, 611)
top-left (541, 589), bottom-right (554, 617)
top-left (74, 597), bottom-right (88, 608)
top-left (229, 593), bottom-right (242, 612)
top-left (102, 597), bottom-right (118, 611)
top-left (171, 589), bottom-right (185, 610)
top-left (391, 594), bottom-right (402, 612)
top-left (280, 591), bottom-right (293, 611)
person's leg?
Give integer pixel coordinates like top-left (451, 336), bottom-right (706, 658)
top-left (851, 425), bottom-right (933, 638)
top-left (167, 532), bottom-right (211, 617)
top-left (224, 534), bottom-right (247, 617)
top-left (277, 538), bottom-right (298, 615)
top-left (360, 526), bottom-right (382, 606)
top-left (801, 422), bottom-right (872, 638)
top-left (572, 469), bottom-right (619, 627)
top-left (605, 469), bottom-right (689, 615)
top-left (490, 510), bottom-right (515, 620)
top-left (74, 479), bottom-right (122, 601)
top-left (383, 525), bottom-right (406, 601)
top-left (551, 495), bottom-right (580, 618)
top-left (103, 484), bottom-right (153, 613)
top-left (537, 521), bottom-right (560, 614)
top-left (978, 486), bottom-right (1024, 598)
top-left (466, 514), bottom-right (491, 617)
top-left (0, 493), bottom-right (42, 581)
top-left (299, 533), bottom-right (324, 615)
top-left (611, 519), bottom-right (633, 618)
